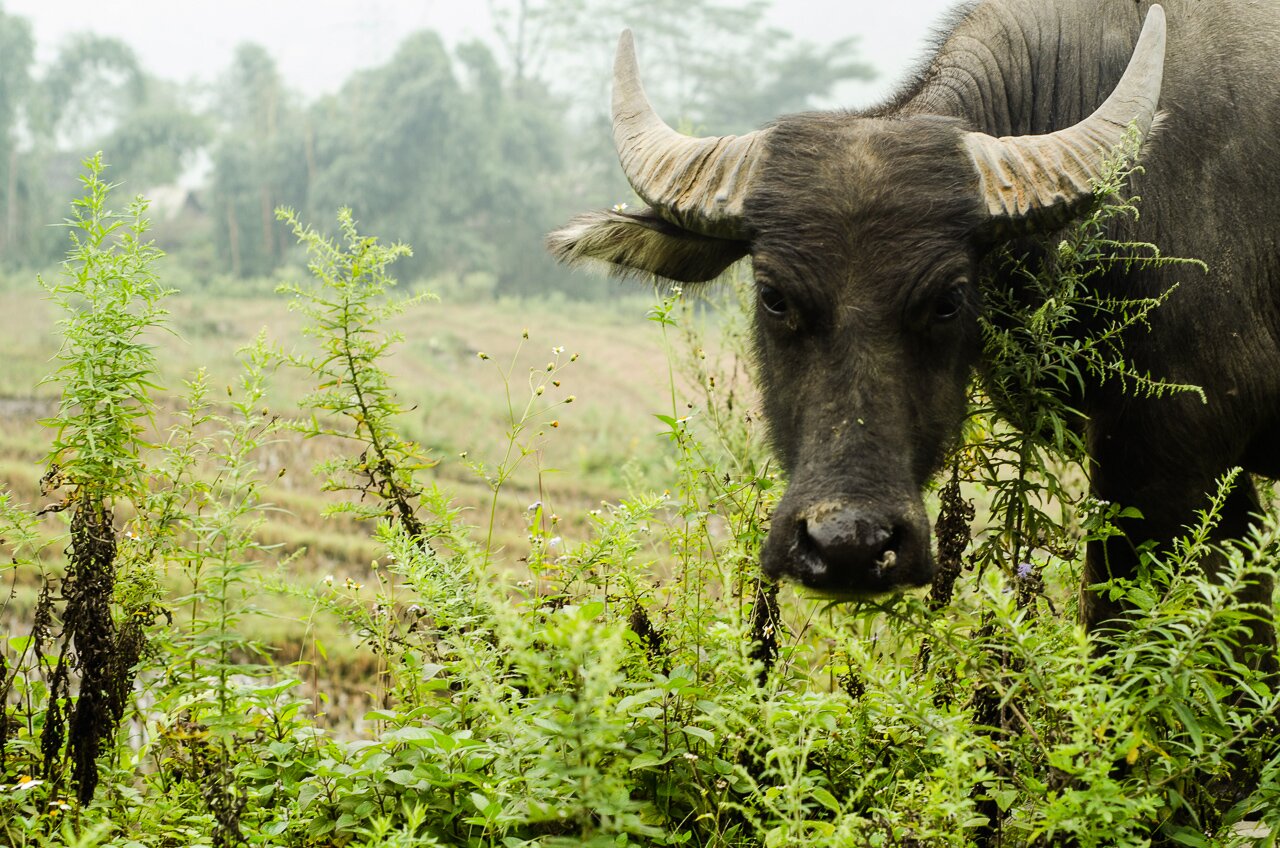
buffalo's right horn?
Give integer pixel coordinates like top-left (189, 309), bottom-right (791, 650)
top-left (964, 4), bottom-right (1166, 226)
top-left (611, 30), bottom-right (770, 241)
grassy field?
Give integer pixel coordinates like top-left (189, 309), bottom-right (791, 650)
top-left (0, 267), bottom-right (744, 706)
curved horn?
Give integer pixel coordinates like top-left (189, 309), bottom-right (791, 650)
top-left (612, 29), bottom-right (770, 240)
top-left (964, 4), bottom-right (1166, 223)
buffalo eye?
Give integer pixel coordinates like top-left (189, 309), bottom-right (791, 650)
top-left (933, 286), bottom-right (965, 321)
top-left (759, 284), bottom-right (789, 318)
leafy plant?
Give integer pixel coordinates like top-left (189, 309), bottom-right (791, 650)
top-left (36, 153), bottom-right (169, 805)
top-left (276, 206), bottom-right (434, 540)
top-left (961, 127), bottom-right (1205, 579)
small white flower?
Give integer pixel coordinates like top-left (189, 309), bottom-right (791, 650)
top-left (612, 202), bottom-right (630, 212)
top-left (322, 575), bottom-right (334, 587)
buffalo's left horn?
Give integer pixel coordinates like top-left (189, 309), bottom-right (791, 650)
top-left (612, 29), bottom-right (770, 240)
top-left (964, 4), bottom-right (1166, 224)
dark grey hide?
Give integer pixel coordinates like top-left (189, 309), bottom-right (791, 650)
top-left (548, 0), bottom-right (1280, 651)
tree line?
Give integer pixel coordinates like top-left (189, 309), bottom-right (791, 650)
top-left (0, 1), bottom-right (872, 298)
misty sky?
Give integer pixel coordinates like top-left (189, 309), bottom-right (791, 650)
top-left (4, 0), bottom-right (960, 109)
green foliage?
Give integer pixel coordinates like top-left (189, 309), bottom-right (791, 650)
top-left (5, 170), bottom-right (1280, 848)
top-left (962, 128), bottom-right (1206, 574)
top-left (101, 89), bottom-right (212, 188)
top-left (276, 207), bottom-right (434, 533)
top-left (41, 154), bottom-right (169, 503)
top-left (0, 25), bottom-right (205, 269)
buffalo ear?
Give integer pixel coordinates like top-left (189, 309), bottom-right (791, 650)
top-left (546, 205), bottom-right (748, 284)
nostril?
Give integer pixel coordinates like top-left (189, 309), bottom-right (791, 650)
top-left (792, 517), bottom-right (828, 580)
top-left (873, 526), bottom-right (902, 574)
top-left (883, 525), bottom-right (901, 554)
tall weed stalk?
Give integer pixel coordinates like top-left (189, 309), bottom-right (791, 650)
top-left (37, 154), bottom-right (169, 805)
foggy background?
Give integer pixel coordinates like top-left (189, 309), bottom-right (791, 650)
top-left (0, 0), bottom-right (961, 298)
top-left (6, 1), bottom-right (957, 103)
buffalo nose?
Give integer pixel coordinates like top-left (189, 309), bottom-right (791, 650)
top-left (804, 509), bottom-right (901, 576)
top-left (761, 497), bottom-right (932, 595)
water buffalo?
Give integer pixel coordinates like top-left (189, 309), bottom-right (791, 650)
top-left (547, 0), bottom-right (1280, 649)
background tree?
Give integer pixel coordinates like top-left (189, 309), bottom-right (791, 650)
top-left (490, 0), bottom-right (874, 130)
top-left (102, 80), bottom-right (211, 189)
top-left (302, 34), bottom-right (576, 295)
top-left (210, 43), bottom-right (307, 277)
top-left (0, 2), bottom-right (875, 298)
top-left (30, 33), bottom-right (145, 149)
top-left (0, 9), bottom-right (34, 261)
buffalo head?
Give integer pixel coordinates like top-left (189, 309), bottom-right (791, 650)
top-left (549, 9), bottom-right (1166, 597)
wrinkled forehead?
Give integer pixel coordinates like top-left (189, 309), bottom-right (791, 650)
top-left (744, 113), bottom-right (985, 254)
